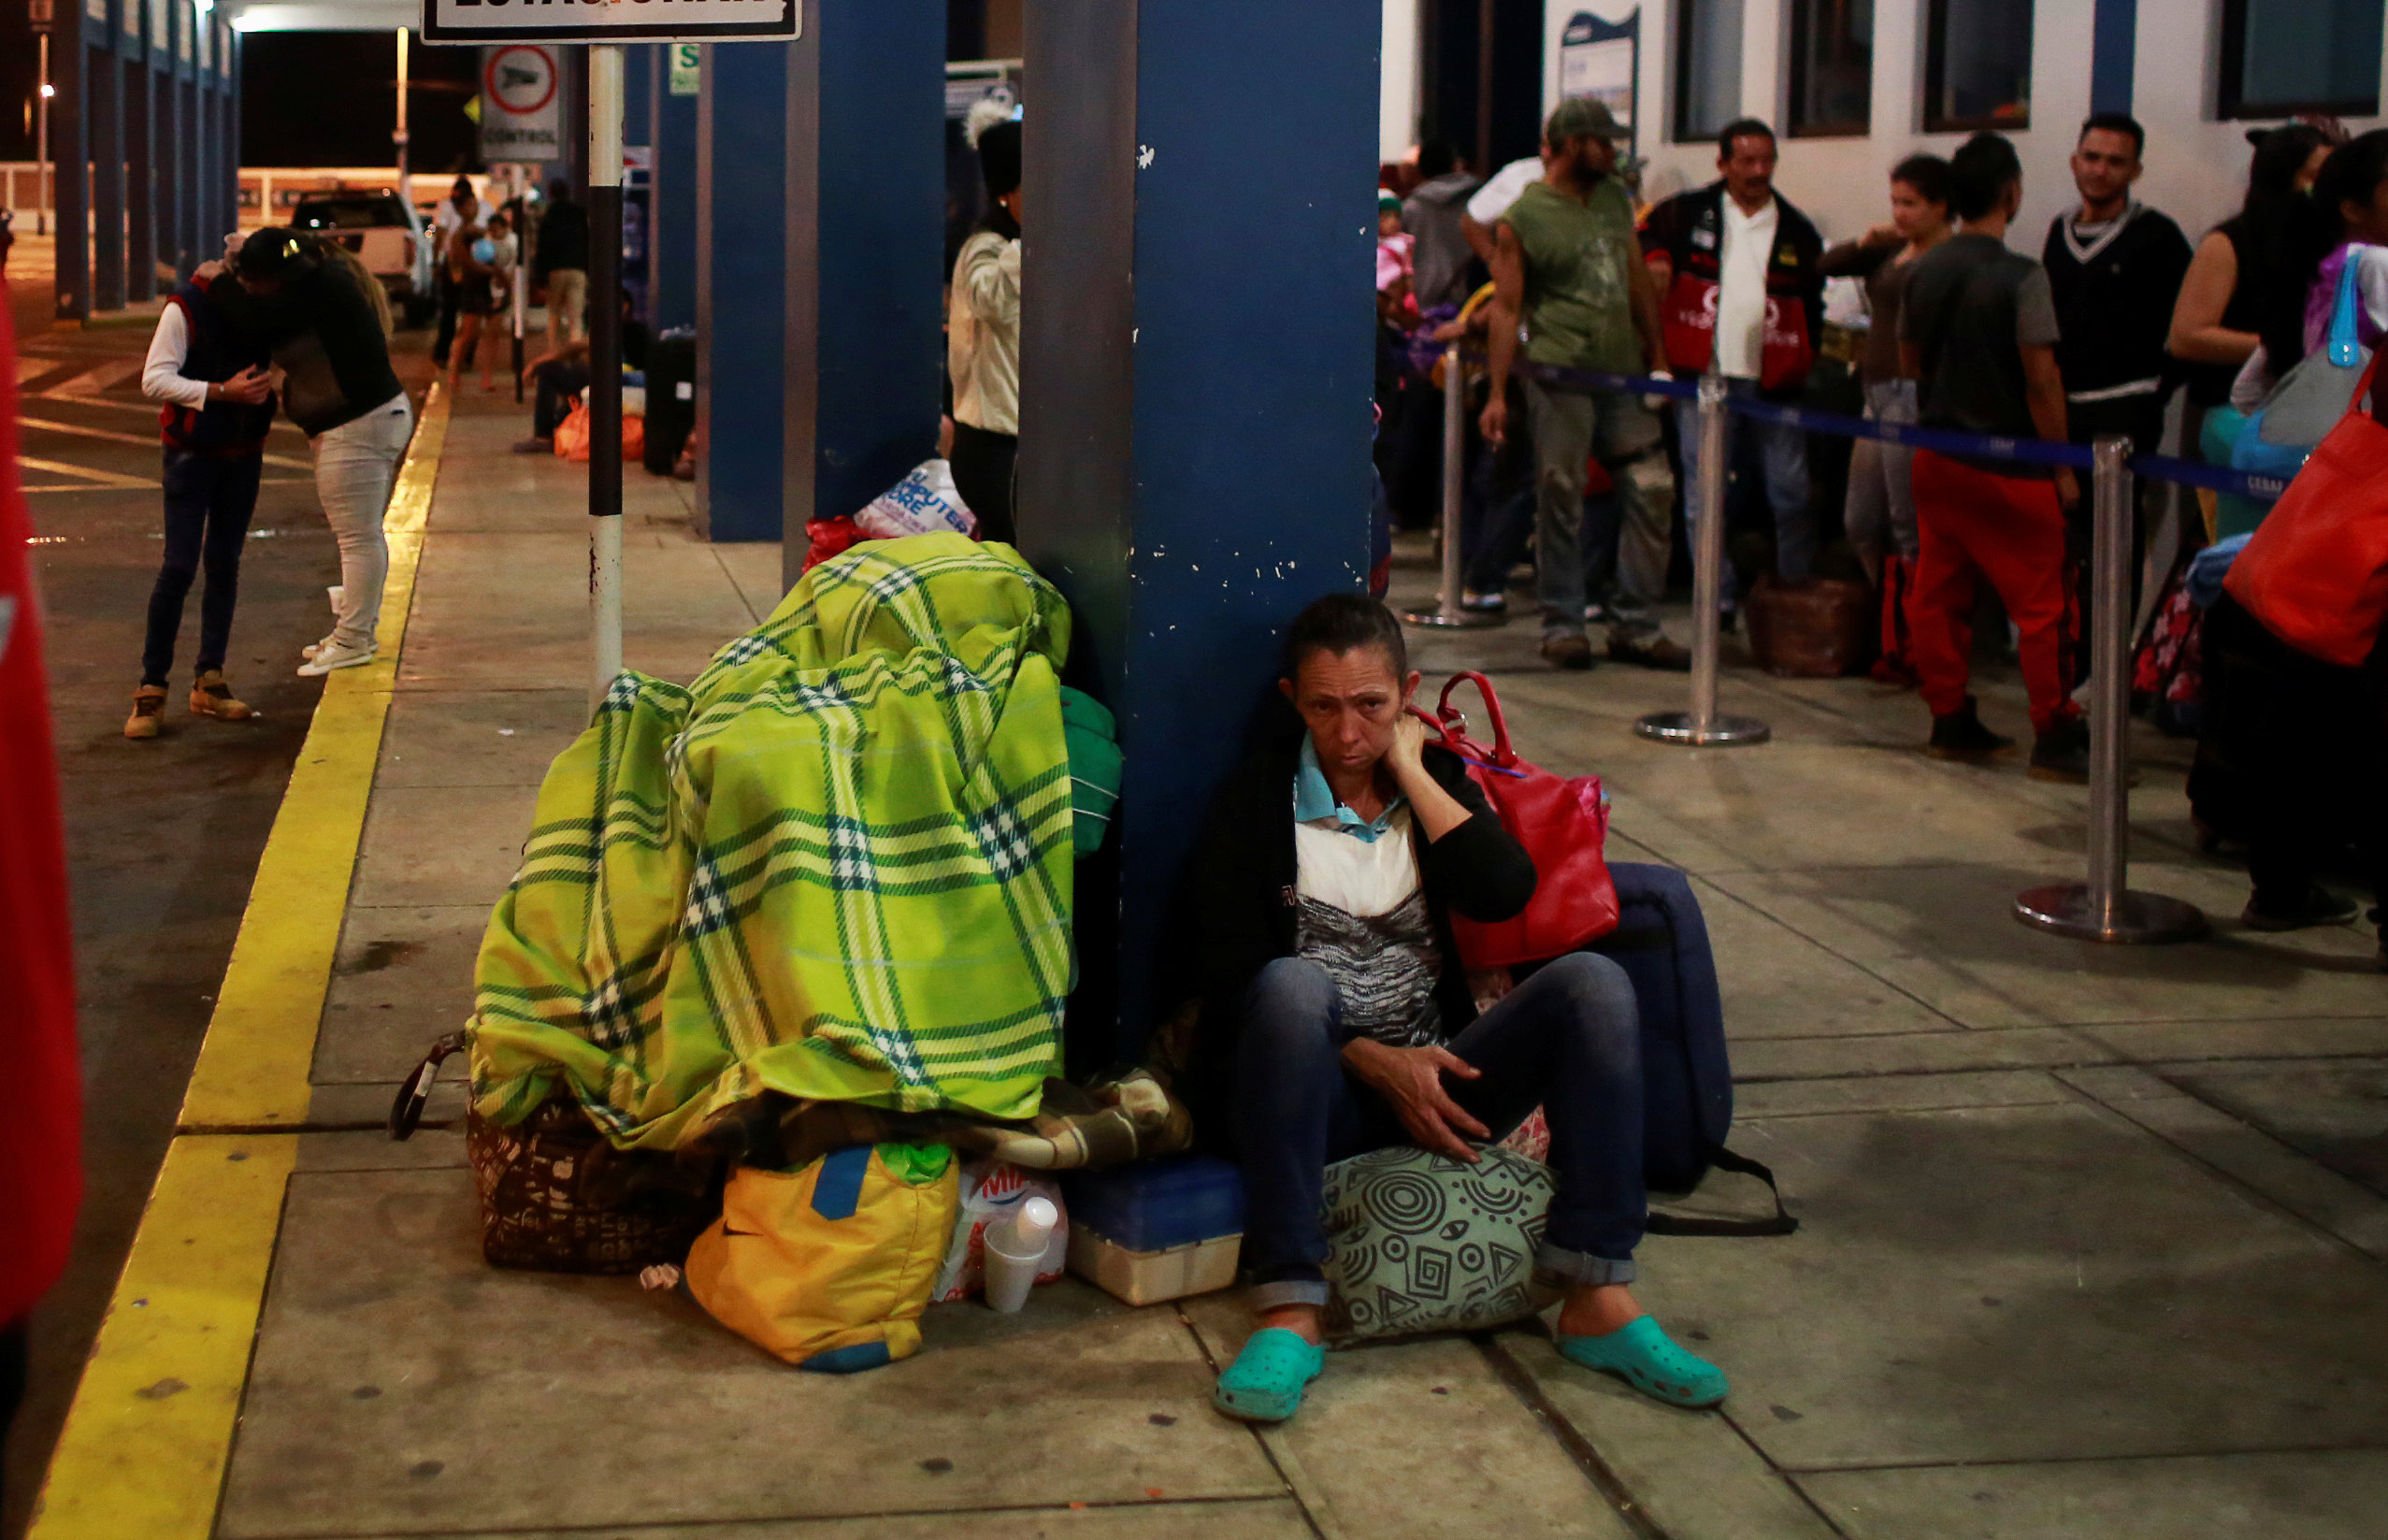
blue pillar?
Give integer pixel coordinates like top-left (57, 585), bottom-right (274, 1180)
top-left (127, 36), bottom-right (155, 303)
top-left (224, 28), bottom-right (240, 251)
top-left (1017, 0), bottom-right (1378, 1057)
top-left (53, 23), bottom-right (91, 323)
top-left (93, 13), bottom-right (125, 310)
top-left (779, 0), bottom-right (944, 578)
top-left (693, 43), bottom-right (788, 541)
top-left (624, 44), bottom-right (654, 146)
top-left (2090, 0), bottom-right (2136, 115)
top-left (652, 44), bottom-right (699, 332)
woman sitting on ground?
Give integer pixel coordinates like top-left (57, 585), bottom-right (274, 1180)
top-left (1183, 594), bottom-right (1727, 1424)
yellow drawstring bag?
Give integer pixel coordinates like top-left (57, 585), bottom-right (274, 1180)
top-left (684, 1143), bottom-right (959, 1373)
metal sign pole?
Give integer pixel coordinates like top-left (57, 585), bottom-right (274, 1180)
top-left (1404, 343), bottom-right (1502, 630)
top-left (2015, 436), bottom-right (2205, 943)
top-left (1638, 373), bottom-right (1768, 745)
top-left (587, 43), bottom-right (625, 711)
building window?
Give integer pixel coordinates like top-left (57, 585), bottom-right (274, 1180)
top-left (1788, 0), bottom-right (1872, 137)
top-left (1674, 0), bottom-right (1745, 144)
top-left (2221, 0), bottom-right (2384, 119)
top-left (1923, 0), bottom-right (2032, 133)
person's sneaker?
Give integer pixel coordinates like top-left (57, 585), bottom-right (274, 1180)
top-left (1583, 600), bottom-right (1615, 626)
top-left (1540, 633), bottom-right (1595, 670)
top-left (297, 640), bottom-right (378, 677)
top-left (189, 669), bottom-right (257, 721)
top-left (1608, 632), bottom-right (1692, 671)
top-left (1460, 589), bottom-right (1507, 612)
top-left (1926, 698), bottom-right (2015, 760)
top-left (124, 684), bottom-right (167, 741)
top-left (300, 632), bottom-right (338, 660)
top-left (2241, 885), bottom-right (2361, 932)
top-left (512, 437), bottom-right (553, 455)
top-left (2028, 717), bottom-right (2093, 782)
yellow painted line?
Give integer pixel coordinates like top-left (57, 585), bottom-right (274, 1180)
top-left (177, 380), bottom-right (450, 1131)
top-left (23, 1135), bottom-right (299, 1540)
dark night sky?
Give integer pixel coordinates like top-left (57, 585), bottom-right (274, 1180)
top-left (241, 32), bottom-right (482, 170)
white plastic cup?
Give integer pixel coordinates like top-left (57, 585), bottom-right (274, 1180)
top-left (982, 1225), bottom-right (1043, 1314)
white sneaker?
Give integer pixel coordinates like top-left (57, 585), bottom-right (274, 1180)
top-left (297, 640), bottom-right (378, 676)
top-left (300, 633), bottom-right (338, 660)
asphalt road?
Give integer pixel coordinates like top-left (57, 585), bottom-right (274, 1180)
top-left (3, 265), bottom-right (434, 1535)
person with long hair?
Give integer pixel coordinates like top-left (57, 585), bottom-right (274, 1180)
top-left (2169, 124), bottom-right (2332, 422)
top-left (231, 226), bottom-right (412, 677)
top-left (2230, 130), bottom-right (2388, 411)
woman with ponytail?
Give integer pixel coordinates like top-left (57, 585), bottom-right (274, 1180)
top-left (2231, 131), bottom-right (2388, 410)
top-left (234, 226), bottom-right (412, 677)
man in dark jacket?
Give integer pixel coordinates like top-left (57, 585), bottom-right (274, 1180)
top-left (1642, 119), bottom-right (1826, 597)
top-left (1184, 595), bottom-right (1731, 1428)
top-left (533, 180), bottom-right (592, 351)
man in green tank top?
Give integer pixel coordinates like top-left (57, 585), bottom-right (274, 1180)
top-left (1483, 99), bottom-right (1685, 671)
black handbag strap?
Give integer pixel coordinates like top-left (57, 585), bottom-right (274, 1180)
top-left (1645, 1144), bottom-right (1799, 1237)
top-left (388, 1030), bottom-right (468, 1141)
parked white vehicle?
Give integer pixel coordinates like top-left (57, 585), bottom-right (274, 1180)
top-left (291, 193), bottom-right (436, 328)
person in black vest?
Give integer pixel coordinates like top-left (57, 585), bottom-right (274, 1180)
top-left (2042, 113), bottom-right (2193, 670)
top-left (127, 268), bottom-right (279, 738)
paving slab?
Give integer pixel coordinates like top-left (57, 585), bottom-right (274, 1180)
top-left (714, 541), bottom-right (790, 623)
top-left (217, 1168), bottom-right (1281, 1538)
top-left (1798, 1448), bottom-right (2388, 1539)
top-left (418, 1498), bottom-right (1318, 1538)
top-left (315, 903), bottom-right (488, 1083)
top-left (1734, 1070), bottom-right (2068, 1119)
top-left (1694, 877), bottom-right (1955, 1040)
top-left (347, 783), bottom-right (538, 910)
top-left (1179, 1293), bottom-right (1634, 1540)
top-left (2154, 1058), bottom-right (2388, 1199)
top-left (1639, 1101), bottom-right (2388, 1468)
top-left (1730, 1026), bottom-right (2112, 1082)
top-left (1704, 863), bottom-right (2385, 1030)
top-left (2082, 1016), bottom-right (2388, 1065)
top-left (375, 688), bottom-right (590, 788)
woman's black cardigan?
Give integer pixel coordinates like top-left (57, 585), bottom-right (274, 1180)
top-left (1173, 715), bottom-right (1538, 1133)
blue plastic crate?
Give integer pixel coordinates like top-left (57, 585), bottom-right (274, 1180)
top-left (1061, 1153), bottom-right (1244, 1252)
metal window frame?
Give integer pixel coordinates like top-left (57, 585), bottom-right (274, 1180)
top-left (2218, 0), bottom-right (2381, 120)
top-left (1786, 0), bottom-right (1872, 139)
top-left (1921, 0), bottom-right (2034, 135)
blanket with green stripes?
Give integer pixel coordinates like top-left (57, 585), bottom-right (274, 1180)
top-left (468, 534), bottom-right (1076, 1150)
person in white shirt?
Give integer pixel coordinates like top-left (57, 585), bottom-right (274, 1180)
top-left (949, 109), bottom-right (1023, 544)
top-left (1641, 121), bottom-right (1828, 606)
top-left (125, 267), bottom-right (278, 738)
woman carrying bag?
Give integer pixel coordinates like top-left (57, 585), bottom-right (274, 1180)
top-left (231, 227), bottom-right (413, 676)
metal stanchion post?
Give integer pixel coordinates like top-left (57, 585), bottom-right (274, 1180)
top-left (2015, 437), bottom-right (2205, 943)
top-left (1636, 373), bottom-right (1768, 745)
top-left (587, 45), bottom-right (626, 712)
top-left (1403, 343), bottom-right (1503, 629)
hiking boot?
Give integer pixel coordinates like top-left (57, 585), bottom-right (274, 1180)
top-left (124, 684), bottom-right (167, 741)
top-left (1926, 698), bottom-right (2014, 761)
top-left (2028, 718), bottom-right (2093, 783)
top-left (1608, 631), bottom-right (1692, 671)
top-left (190, 669), bottom-right (257, 722)
top-left (2241, 885), bottom-right (2361, 932)
top-left (1540, 633), bottom-right (1595, 670)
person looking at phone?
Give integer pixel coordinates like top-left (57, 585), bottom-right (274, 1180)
top-left (127, 261), bottom-right (281, 739)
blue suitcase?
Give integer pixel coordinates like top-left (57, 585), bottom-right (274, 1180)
top-left (1585, 862), bottom-right (1795, 1234)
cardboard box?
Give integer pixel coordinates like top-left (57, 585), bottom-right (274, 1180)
top-left (1066, 1223), bottom-right (1240, 1307)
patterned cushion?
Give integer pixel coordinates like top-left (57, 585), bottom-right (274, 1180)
top-left (1319, 1145), bottom-right (1560, 1340)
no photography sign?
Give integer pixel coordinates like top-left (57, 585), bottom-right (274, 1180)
top-left (424, 0), bottom-right (798, 45)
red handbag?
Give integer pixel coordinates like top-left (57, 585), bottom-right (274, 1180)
top-left (2225, 351), bottom-right (2388, 669)
top-left (1415, 671), bottom-right (1618, 968)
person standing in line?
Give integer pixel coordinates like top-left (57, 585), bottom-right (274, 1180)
top-left (1898, 133), bottom-right (2089, 781)
top-left (1403, 141), bottom-right (1482, 312)
top-left (231, 228), bottom-right (413, 677)
top-left (949, 111), bottom-right (1023, 545)
top-left (1642, 119), bottom-right (1826, 603)
top-left (124, 263), bottom-right (281, 738)
top-left (534, 180), bottom-right (590, 353)
top-left (1481, 98), bottom-right (1682, 672)
top-left (445, 220), bottom-right (502, 396)
top-left (430, 175), bottom-right (494, 369)
top-left (2041, 113), bottom-right (2193, 669)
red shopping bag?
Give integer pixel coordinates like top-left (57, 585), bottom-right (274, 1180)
top-left (1415, 671), bottom-right (1618, 968)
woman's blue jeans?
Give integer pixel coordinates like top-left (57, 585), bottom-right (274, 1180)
top-left (1233, 952), bottom-right (1647, 1311)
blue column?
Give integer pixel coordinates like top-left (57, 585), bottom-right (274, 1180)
top-left (1018, 0), bottom-right (1379, 1057)
top-left (651, 45), bottom-right (698, 332)
top-left (624, 44), bottom-right (654, 145)
top-left (92, 15), bottom-right (125, 310)
top-left (788, 0), bottom-right (944, 574)
top-left (224, 28), bottom-right (240, 250)
top-left (53, 26), bottom-right (91, 323)
top-left (2090, 0), bottom-right (2136, 116)
top-left (126, 38), bottom-right (155, 303)
top-left (692, 43), bottom-right (788, 541)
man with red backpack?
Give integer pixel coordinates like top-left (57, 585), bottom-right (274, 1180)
top-left (1641, 119), bottom-right (1826, 606)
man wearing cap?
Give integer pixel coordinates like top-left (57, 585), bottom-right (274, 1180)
top-left (949, 113), bottom-right (1023, 544)
top-left (1482, 97), bottom-right (1683, 671)
top-left (1643, 119), bottom-right (1827, 611)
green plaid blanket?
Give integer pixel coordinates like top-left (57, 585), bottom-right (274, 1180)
top-left (469, 534), bottom-right (1077, 1150)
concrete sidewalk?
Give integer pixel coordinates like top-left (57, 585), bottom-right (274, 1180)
top-left (27, 392), bottom-right (2388, 1540)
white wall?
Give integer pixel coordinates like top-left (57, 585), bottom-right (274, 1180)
top-left (1382, 0), bottom-right (1422, 162)
top-left (1541, 0), bottom-right (2388, 247)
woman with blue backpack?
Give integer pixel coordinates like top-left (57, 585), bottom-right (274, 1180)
top-left (127, 264), bottom-right (279, 739)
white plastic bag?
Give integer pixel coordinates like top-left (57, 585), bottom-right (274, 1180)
top-left (932, 1159), bottom-right (1067, 1303)
top-left (855, 459), bottom-right (979, 540)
